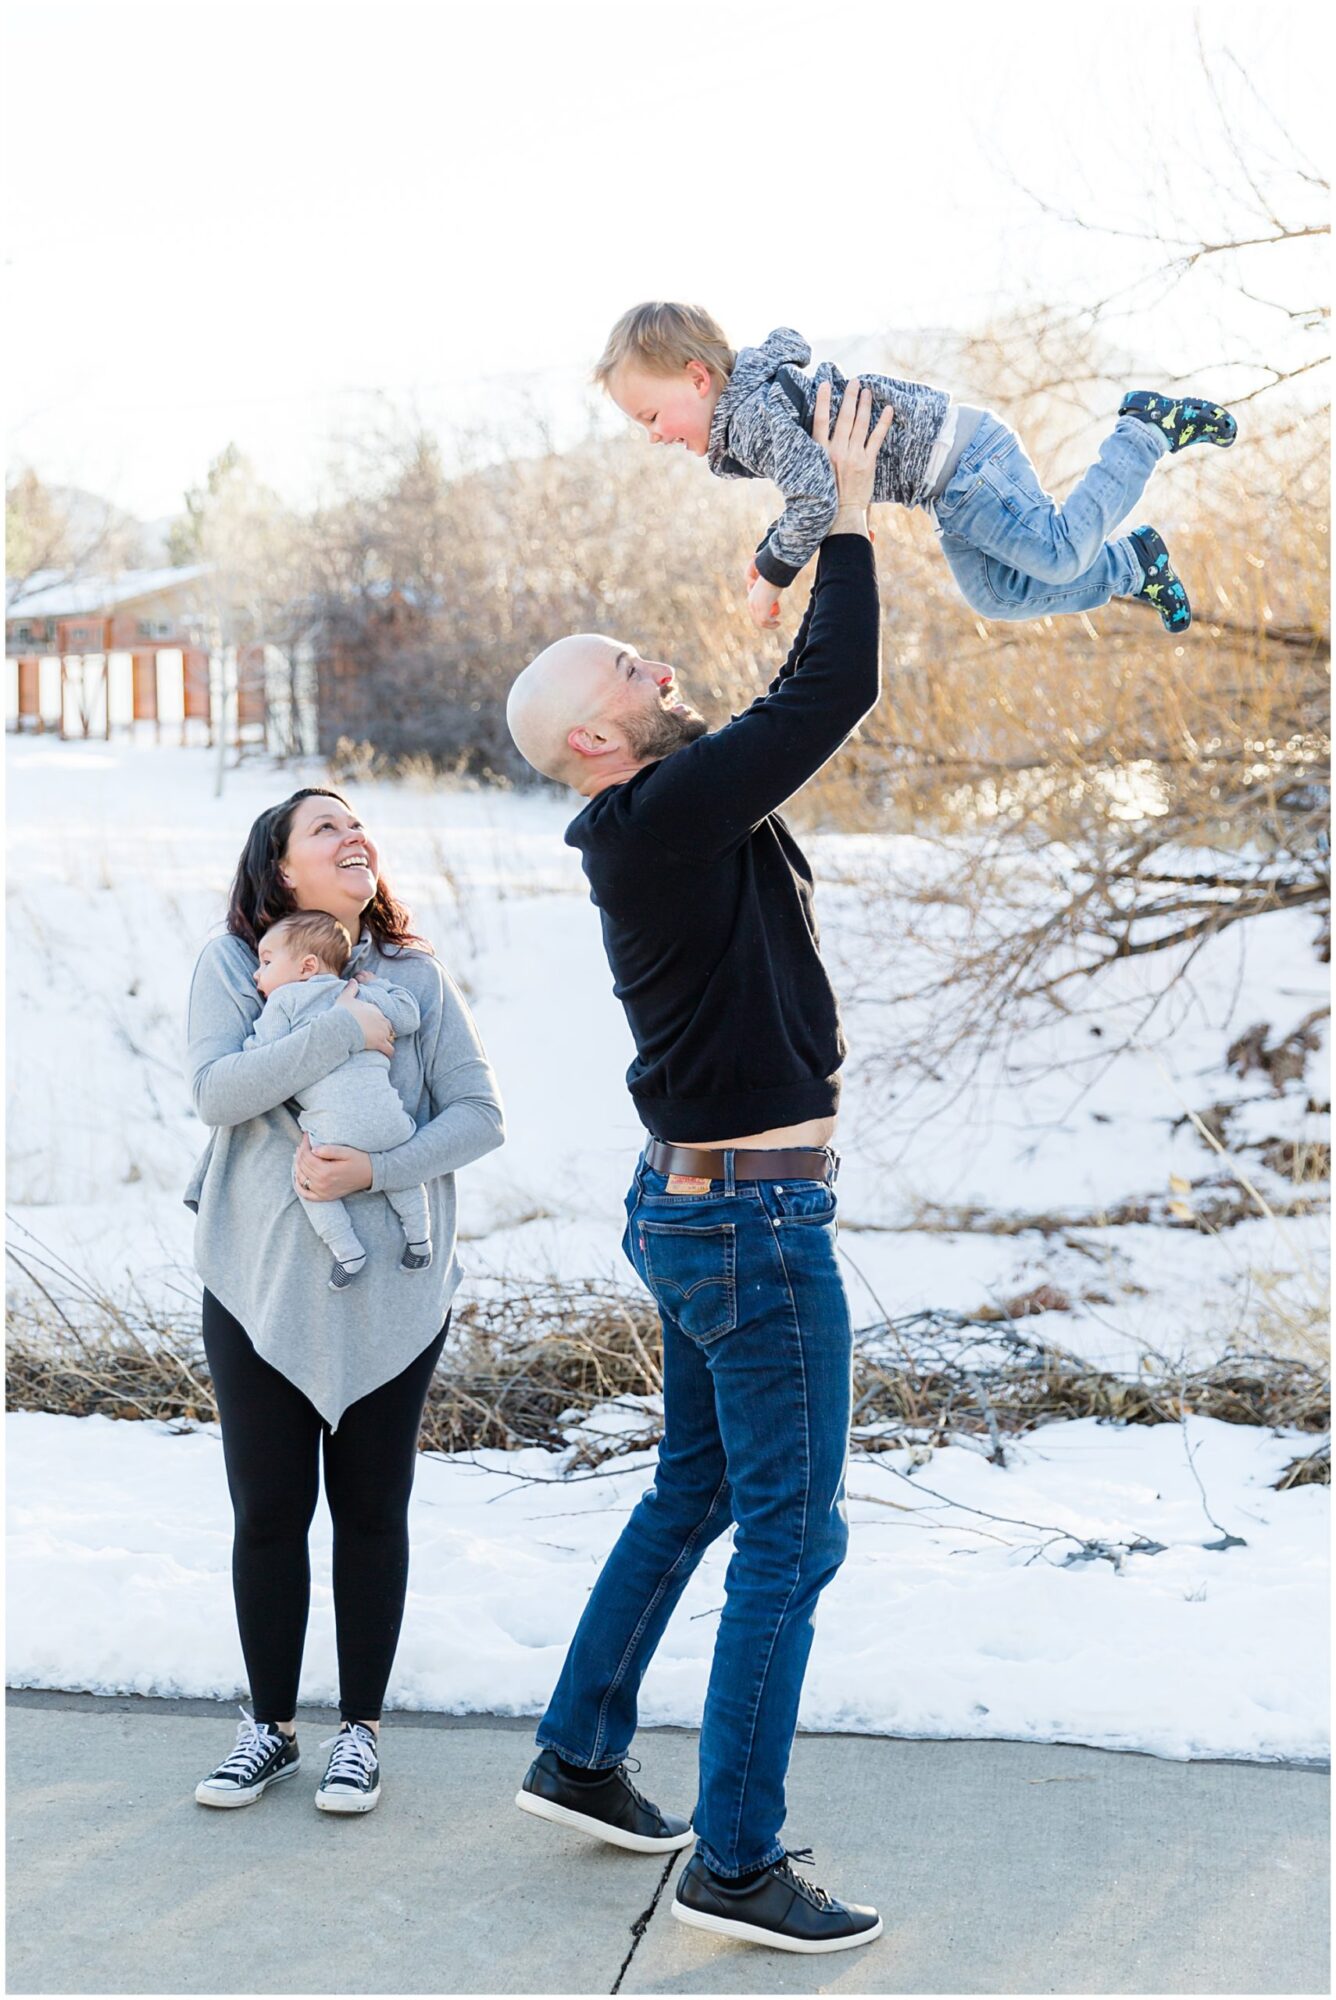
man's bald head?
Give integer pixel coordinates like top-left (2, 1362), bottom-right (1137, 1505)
top-left (507, 632), bottom-right (708, 794)
top-left (506, 633), bottom-right (622, 786)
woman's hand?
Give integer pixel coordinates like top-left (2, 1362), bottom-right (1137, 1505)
top-left (294, 1132), bottom-right (374, 1201)
top-left (813, 378), bottom-right (893, 531)
top-left (335, 978), bottom-right (395, 1057)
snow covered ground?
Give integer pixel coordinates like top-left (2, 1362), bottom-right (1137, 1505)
top-left (6, 1409), bottom-right (1327, 1762)
top-left (5, 737), bottom-right (1329, 1756)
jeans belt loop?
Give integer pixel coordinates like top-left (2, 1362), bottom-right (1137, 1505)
top-left (723, 1148), bottom-right (736, 1196)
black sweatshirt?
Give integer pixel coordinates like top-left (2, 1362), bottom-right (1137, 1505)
top-left (564, 535), bottom-right (880, 1141)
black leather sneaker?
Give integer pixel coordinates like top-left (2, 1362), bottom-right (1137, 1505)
top-left (315, 1721), bottom-right (381, 1813)
top-left (516, 1747), bottom-right (694, 1854)
top-left (194, 1708), bottom-right (300, 1808)
top-left (672, 1848), bottom-right (883, 1954)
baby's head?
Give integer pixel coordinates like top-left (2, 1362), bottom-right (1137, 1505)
top-left (254, 910), bottom-right (352, 999)
top-left (595, 302), bottom-right (735, 456)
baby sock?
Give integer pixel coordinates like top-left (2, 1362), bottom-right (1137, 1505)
top-left (329, 1253), bottom-right (368, 1292)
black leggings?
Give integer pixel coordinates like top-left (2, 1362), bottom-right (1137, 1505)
top-left (202, 1290), bottom-right (449, 1723)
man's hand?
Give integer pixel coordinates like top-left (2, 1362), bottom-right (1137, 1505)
top-left (812, 378), bottom-right (893, 535)
top-left (747, 572), bottom-right (785, 630)
top-left (294, 1131), bottom-right (374, 1201)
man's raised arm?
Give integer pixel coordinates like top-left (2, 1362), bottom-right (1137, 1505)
top-left (636, 382), bottom-right (890, 859)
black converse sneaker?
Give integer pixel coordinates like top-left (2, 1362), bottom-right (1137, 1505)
top-left (673, 1848), bottom-right (883, 1955)
top-left (516, 1747), bottom-right (694, 1854)
top-left (399, 1240), bottom-right (432, 1272)
top-left (315, 1721), bottom-right (381, 1813)
top-left (1130, 525), bottom-right (1192, 633)
top-left (1119, 390), bottom-right (1237, 452)
top-left (194, 1708), bottom-right (300, 1809)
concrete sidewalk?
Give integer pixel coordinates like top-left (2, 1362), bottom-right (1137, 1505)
top-left (5, 1691), bottom-right (1329, 1996)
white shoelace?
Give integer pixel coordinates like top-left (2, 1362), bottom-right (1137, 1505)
top-left (213, 1707), bottom-right (282, 1781)
top-left (319, 1723), bottom-right (378, 1786)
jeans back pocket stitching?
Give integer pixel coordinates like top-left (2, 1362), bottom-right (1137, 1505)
top-left (640, 1221), bottom-right (737, 1339)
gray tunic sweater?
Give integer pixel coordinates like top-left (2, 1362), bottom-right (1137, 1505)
top-left (707, 327), bottom-right (952, 586)
top-left (247, 972), bottom-right (421, 1152)
top-left (184, 929), bottom-right (505, 1427)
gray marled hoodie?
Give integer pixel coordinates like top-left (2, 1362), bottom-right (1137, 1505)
top-left (707, 328), bottom-right (951, 586)
top-left (184, 928), bottom-right (504, 1427)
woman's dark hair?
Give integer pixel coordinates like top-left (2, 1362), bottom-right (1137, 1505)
top-left (226, 786), bottom-right (434, 956)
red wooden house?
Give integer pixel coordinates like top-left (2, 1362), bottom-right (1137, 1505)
top-left (4, 566), bottom-right (272, 746)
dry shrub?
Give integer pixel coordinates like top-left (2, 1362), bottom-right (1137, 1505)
top-left (418, 1280), bottom-right (665, 1458)
top-left (5, 1306), bottom-right (215, 1427)
top-left (7, 1274), bottom-right (1327, 1487)
top-left (307, 428), bottom-right (783, 777)
top-left (1276, 1438), bottom-right (1330, 1489)
top-left (849, 1311), bottom-right (1328, 1466)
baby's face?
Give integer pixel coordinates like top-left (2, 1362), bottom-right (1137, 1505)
top-left (608, 360), bottom-right (720, 456)
top-left (254, 939), bottom-right (328, 999)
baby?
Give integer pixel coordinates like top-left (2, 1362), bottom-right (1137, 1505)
top-left (247, 910), bottom-right (432, 1291)
top-left (596, 302), bottom-right (1237, 635)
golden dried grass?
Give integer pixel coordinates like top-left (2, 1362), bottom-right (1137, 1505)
top-left (6, 1277), bottom-right (1327, 1486)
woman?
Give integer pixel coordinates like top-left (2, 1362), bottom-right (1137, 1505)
top-left (184, 786), bottom-right (504, 1814)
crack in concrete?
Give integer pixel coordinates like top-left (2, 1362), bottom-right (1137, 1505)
top-left (610, 1852), bottom-right (681, 1994)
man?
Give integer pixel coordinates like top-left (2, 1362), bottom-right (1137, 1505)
top-left (505, 382), bottom-right (889, 1954)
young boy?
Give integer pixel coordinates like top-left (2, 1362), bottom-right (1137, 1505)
top-left (248, 910), bottom-right (432, 1290)
top-left (595, 302), bottom-right (1236, 634)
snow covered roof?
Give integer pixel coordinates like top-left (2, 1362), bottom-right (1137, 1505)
top-left (6, 565), bottom-right (211, 619)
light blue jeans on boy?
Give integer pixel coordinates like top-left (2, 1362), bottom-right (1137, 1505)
top-left (933, 411), bottom-right (1169, 618)
top-left (536, 1152), bottom-right (853, 1878)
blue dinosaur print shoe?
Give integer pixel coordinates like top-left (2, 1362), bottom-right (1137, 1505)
top-left (1130, 526), bottom-right (1192, 633)
top-left (1120, 390), bottom-right (1237, 452)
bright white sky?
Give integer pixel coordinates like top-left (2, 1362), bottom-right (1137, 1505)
top-left (5, 0), bottom-right (1330, 520)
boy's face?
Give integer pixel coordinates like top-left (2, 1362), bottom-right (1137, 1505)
top-left (608, 360), bottom-right (720, 456)
top-left (254, 938), bottom-right (329, 999)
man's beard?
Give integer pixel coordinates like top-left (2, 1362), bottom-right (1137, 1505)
top-left (624, 701), bottom-right (709, 762)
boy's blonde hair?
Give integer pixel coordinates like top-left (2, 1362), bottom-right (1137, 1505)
top-left (594, 302), bottom-right (736, 389)
top-left (263, 909), bottom-right (352, 972)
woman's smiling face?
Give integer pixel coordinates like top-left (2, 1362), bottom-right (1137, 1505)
top-left (279, 795), bottom-right (380, 933)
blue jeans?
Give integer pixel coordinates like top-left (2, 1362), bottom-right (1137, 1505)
top-left (536, 1152), bottom-right (853, 1877)
top-left (933, 411), bottom-right (1168, 617)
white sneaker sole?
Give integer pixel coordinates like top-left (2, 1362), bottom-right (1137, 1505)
top-left (315, 1782), bottom-right (381, 1814)
top-left (515, 1787), bottom-right (695, 1854)
top-left (672, 1901), bottom-right (883, 1954)
top-left (194, 1758), bottom-right (300, 1808)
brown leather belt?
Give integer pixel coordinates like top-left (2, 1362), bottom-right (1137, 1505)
top-left (645, 1139), bottom-right (835, 1184)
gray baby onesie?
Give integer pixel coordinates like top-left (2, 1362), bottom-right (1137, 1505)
top-left (246, 972), bottom-right (430, 1269)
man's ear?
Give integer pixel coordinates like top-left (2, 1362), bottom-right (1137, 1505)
top-left (686, 360), bottom-right (714, 397)
top-left (568, 724), bottom-right (613, 760)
